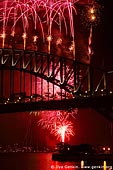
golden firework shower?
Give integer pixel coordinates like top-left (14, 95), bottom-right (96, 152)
top-left (80, 0), bottom-right (102, 28)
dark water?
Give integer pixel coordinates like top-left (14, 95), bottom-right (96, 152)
top-left (0, 153), bottom-right (112, 170)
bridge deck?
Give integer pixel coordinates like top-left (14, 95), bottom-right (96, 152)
top-left (0, 95), bottom-right (113, 122)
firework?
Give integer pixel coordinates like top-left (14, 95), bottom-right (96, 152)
top-left (36, 109), bottom-right (77, 142)
top-left (1, 32), bottom-right (6, 48)
top-left (37, 109), bottom-right (78, 129)
top-left (0, 0), bottom-right (100, 61)
top-left (87, 3), bottom-right (101, 58)
top-left (47, 35), bottom-right (52, 53)
top-left (52, 120), bottom-right (75, 142)
top-left (56, 37), bottom-right (62, 46)
top-left (29, 109), bottom-right (76, 143)
top-left (88, 25), bottom-right (93, 57)
top-left (69, 40), bottom-right (75, 59)
top-left (22, 32), bottom-right (27, 50)
top-left (80, 0), bottom-right (102, 28)
top-left (33, 35), bottom-right (38, 43)
top-left (0, 0), bottom-right (78, 52)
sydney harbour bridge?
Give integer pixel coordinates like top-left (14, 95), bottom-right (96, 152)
top-left (0, 48), bottom-right (113, 122)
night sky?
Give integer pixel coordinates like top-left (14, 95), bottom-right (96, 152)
top-left (92, 0), bottom-right (113, 69)
top-left (0, 0), bottom-right (113, 148)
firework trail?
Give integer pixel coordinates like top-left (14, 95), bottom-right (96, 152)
top-left (88, 25), bottom-right (93, 56)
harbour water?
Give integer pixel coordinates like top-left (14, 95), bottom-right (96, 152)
top-left (0, 153), bottom-right (112, 170)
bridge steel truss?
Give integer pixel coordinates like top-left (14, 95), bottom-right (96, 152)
top-left (0, 48), bottom-right (113, 118)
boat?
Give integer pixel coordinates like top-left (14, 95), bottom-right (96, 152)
top-left (52, 143), bottom-right (113, 162)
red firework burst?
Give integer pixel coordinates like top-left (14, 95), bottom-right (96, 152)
top-left (51, 120), bottom-right (75, 142)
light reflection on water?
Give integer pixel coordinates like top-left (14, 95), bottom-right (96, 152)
top-left (0, 153), bottom-right (112, 170)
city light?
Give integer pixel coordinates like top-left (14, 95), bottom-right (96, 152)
top-left (81, 160), bottom-right (84, 168)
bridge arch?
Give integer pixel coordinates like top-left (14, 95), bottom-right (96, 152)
top-left (0, 48), bottom-right (113, 119)
top-left (0, 48), bottom-right (88, 102)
